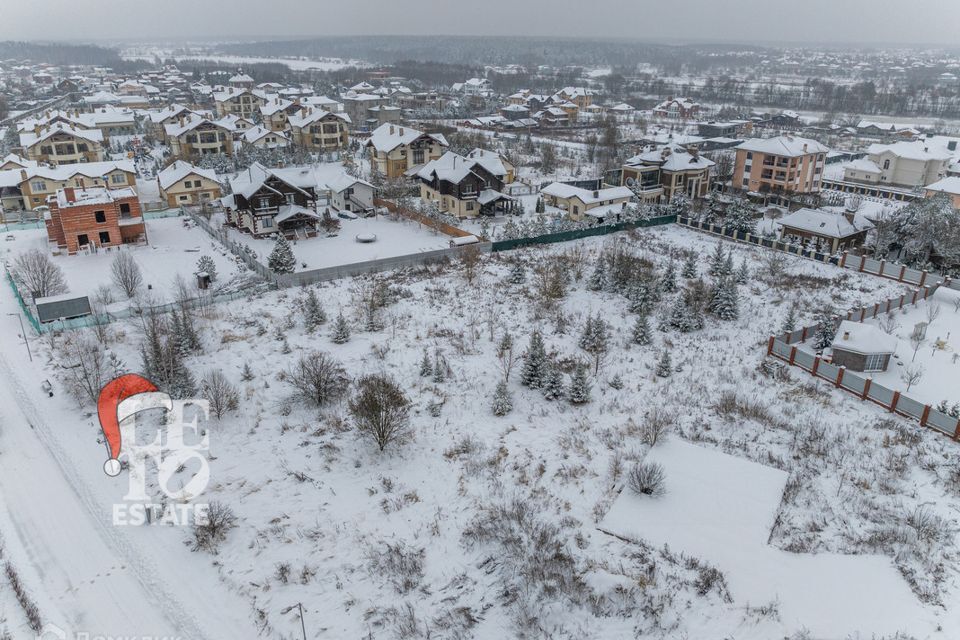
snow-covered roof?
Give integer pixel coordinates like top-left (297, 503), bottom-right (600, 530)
top-left (736, 136), bottom-right (828, 157)
top-left (627, 144), bottom-right (715, 172)
top-left (242, 125), bottom-right (289, 144)
top-left (867, 141), bottom-right (952, 162)
top-left (541, 182), bottom-right (633, 205)
top-left (230, 162), bottom-right (366, 201)
top-left (365, 123), bottom-right (448, 153)
top-left (164, 115), bottom-right (229, 138)
top-left (274, 204), bottom-right (320, 224)
top-left (0, 153), bottom-right (37, 168)
top-left (19, 122), bottom-right (104, 148)
top-left (846, 158), bottom-right (881, 174)
top-left (147, 103), bottom-right (196, 124)
top-left (158, 160), bottom-right (221, 190)
top-left (55, 185), bottom-right (136, 208)
top-left (924, 176), bottom-right (960, 196)
top-left (326, 173), bottom-right (373, 194)
top-left (778, 208), bottom-right (871, 239)
top-left (229, 72), bottom-right (254, 83)
top-left (415, 149), bottom-right (509, 185)
top-left (831, 320), bottom-right (897, 355)
top-left (287, 107), bottom-right (350, 128)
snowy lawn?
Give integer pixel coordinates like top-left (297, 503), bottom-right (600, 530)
top-left (18, 223), bottom-right (960, 639)
top-left (2, 216), bottom-right (248, 305)
top-left (216, 214), bottom-right (453, 272)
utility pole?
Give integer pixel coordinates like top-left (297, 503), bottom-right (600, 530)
top-left (7, 312), bottom-right (32, 362)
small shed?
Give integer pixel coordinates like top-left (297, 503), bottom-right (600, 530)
top-left (35, 294), bottom-right (92, 323)
top-left (830, 320), bottom-right (897, 372)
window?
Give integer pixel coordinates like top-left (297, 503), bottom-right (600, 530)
top-left (883, 159), bottom-right (890, 170)
top-left (466, 202), bottom-right (474, 211)
top-left (262, 217), bottom-right (273, 228)
top-left (179, 195), bottom-right (189, 201)
top-left (286, 193), bottom-right (296, 204)
top-left (77, 233), bottom-right (89, 246)
top-left (258, 196), bottom-right (270, 209)
top-left (119, 203), bottom-right (131, 215)
top-left (111, 173), bottom-right (125, 184)
top-left (94, 210), bottom-right (106, 223)
top-left (30, 180), bottom-right (47, 191)
top-left (40, 145), bottom-right (54, 156)
top-left (864, 353), bottom-right (885, 372)
top-left (746, 152), bottom-right (753, 160)
top-left (98, 231), bottom-right (110, 244)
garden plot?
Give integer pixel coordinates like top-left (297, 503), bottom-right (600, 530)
top-left (602, 439), bottom-right (925, 638)
top-left (216, 214), bottom-right (453, 272)
top-left (20, 224), bottom-right (960, 639)
top-left (857, 286), bottom-right (960, 407)
top-left (2, 216), bottom-right (246, 305)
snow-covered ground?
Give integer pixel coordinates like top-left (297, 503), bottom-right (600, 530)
top-left (2, 222), bottom-right (955, 638)
top-left (215, 213), bottom-right (454, 272)
top-left (2, 216), bottom-right (246, 305)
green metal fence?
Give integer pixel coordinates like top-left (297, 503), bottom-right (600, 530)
top-left (490, 215), bottom-right (676, 252)
top-left (5, 270), bottom-right (41, 333)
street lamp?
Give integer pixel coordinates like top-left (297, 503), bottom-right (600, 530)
top-left (7, 312), bottom-right (32, 362)
top-left (280, 602), bottom-right (307, 640)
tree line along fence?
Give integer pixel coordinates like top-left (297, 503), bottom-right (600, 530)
top-left (491, 214), bottom-right (677, 251)
top-left (676, 215), bottom-right (960, 292)
top-left (766, 280), bottom-right (960, 440)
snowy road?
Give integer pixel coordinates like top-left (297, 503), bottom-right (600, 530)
top-left (0, 309), bottom-right (255, 638)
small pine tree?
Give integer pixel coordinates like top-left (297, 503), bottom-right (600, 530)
top-left (780, 302), bottom-right (798, 334)
top-left (268, 236), bottom-right (296, 274)
top-left (568, 363), bottom-right (592, 405)
top-left (492, 381), bottom-right (513, 416)
top-left (660, 260), bottom-right (677, 293)
top-left (419, 349), bottom-right (433, 377)
top-left (682, 252), bottom-right (697, 279)
top-left (520, 330), bottom-right (547, 388)
top-left (812, 311), bottom-right (837, 351)
top-left (709, 276), bottom-right (739, 321)
top-left (708, 241), bottom-right (726, 277)
top-left (579, 312), bottom-right (609, 373)
top-left (542, 363), bottom-right (566, 401)
top-left (632, 314), bottom-right (651, 345)
top-left (535, 196), bottom-right (545, 214)
top-left (655, 350), bottom-right (672, 378)
top-left (723, 252), bottom-right (735, 278)
top-left (432, 351), bottom-right (447, 383)
top-left (736, 258), bottom-right (749, 284)
top-left (303, 288), bottom-right (326, 332)
top-left (588, 258), bottom-right (606, 291)
top-left (509, 261), bottom-right (526, 284)
top-left (196, 255), bottom-right (218, 282)
top-left (281, 338), bottom-right (292, 354)
top-left (240, 362), bottom-right (254, 381)
top-left (331, 312), bottom-right (351, 344)
top-left (628, 284), bottom-right (652, 315)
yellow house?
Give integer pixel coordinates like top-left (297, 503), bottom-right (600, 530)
top-left (540, 182), bottom-right (634, 222)
top-left (16, 160), bottom-right (137, 210)
top-left (0, 153), bottom-right (37, 171)
top-left (365, 123), bottom-right (448, 178)
top-left (19, 122), bottom-right (106, 166)
top-left (164, 115), bottom-right (235, 159)
top-left (287, 107), bottom-right (351, 151)
top-left (213, 88), bottom-right (268, 119)
top-left (157, 160), bottom-right (223, 207)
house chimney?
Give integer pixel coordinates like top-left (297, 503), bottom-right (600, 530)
top-left (399, 127), bottom-right (404, 136)
top-left (63, 187), bottom-right (76, 203)
top-left (950, 140), bottom-right (958, 151)
top-left (842, 331), bottom-right (850, 341)
top-left (19, 169), bottom-right (27, 182)
top-left (34, 124), bottom-right (40, 135)
top-left (593, 190), bottom-right (599, 198)
top-left (802, 143), bottom-right (808, 153)
top-left (389, 125), bottom-right (395, 135)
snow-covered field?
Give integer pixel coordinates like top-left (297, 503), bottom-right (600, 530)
top-left (216, 213), bottom-right (454, 272)
top-left (2, 217), bottom-right (246, 305)
top-left (120, 50), bottom-right (366, 71)
top-left (4, 223), bottom-right (957, 638)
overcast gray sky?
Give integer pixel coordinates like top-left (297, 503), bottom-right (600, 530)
top-left (2, 0), bottom-right (958, 45)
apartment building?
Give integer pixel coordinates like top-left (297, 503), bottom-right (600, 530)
top-left (733, 136), bottom-right (828, 194)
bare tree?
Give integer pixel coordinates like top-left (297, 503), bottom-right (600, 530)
top-left (61, 334), bottom-right (109, 404)
top-left (910, 330), bottom-right (926, 362)
top-left (496, 331), bottom-right (520, 383)
top-left (349, 373), bottom-right (412, 452)
top-left (111, 252), bottom-right (143, 298)
top-left (900, 364), bottom-right (924, 392)
top-left (640, 408), bottom-right (674, 446)
top-left (11, 248), bottom-right (68, 298)
top-left (460, 245), bottom-right (482, 284)
top-left (925, 302), bottom-right (942, 326)
top-left (878, 313), bottom-right (899, 335)
top-left (201, 369), bottom-right (239, 419)
top-left (191, 501), bottom-right (237, 553)
top-left (286, 351), bottom-right (348, 406)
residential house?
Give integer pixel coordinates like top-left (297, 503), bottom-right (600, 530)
top-left (552, 87), bottom-right (595, 109)
top-left (164, 115), bottom-right (234, 159)
top-left (452, 78), bottom-right (493, 97)
top-left (733, 136), bottom-right (828, 194)
top-left (653, 97), bottom-right (700, 120)
top-left (44, 186), bottom-right (145, 255)
top-left (146, 104), bottom-right (199, 141)
top-left (414, 150), bottom-right (518, 218)
top-left (228, 70), bottom-right (255, 90)
top-left (287, 107), bottom-right (351, 152)
top-left (924, 177), bottom-right (960, 209)
top-left (0, 153), bottom-right (36, 171)
top-left (213, 87), bottom-right (267, 119)
top-left (365, 123), bottom-right (448, 178)
top-left (829, 321), bottom-right (897, 372)
top-left (777, 207), bottom-right (871, 253)
top-left (844, 141), bottom-right (951, 189)
top-left (540, 183), bottom-right (634, 222)
top-left (16, 160), bottom-right (136, 210)
top-left (327, 174), bottom-right (376, 215)
top-left (19, 122), bottom-right (106, 166)
top-left (242, 126), bottom-right (291, 150)
top-left (17, 107), bottom-right (136, 143)
top-left (623, 144), bottom-right (715, 201)
top-left (157, 161), bottom-right (223, 207)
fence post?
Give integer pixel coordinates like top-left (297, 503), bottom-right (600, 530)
top-left (911, 290), bottom-right (919, 304)
top-left (923, 285), bottom-right (930, 300)
top-left (767, 336), bottom-right (775, 356)
top-left (898, 265), bottom-right (906, 282)
top-left (954, 420), bottom-right (960, 441)
top-left (800, 326), bottom-right (807, 341)
top-left (811, 355), bottom-right (821, 377)
top-left (862, 377), bottom-right (872, 400)
top-left (889, 391), bottom-right (901, 414)
top-left (920, 405), bottom-right (931, 428)
top-left (858, 255), bottom-right (866, 272)
top-left (879, 259), bottom-right (886, 277)
top-left (919, 270), bottom-right (927, 287)
top-left (839, 251), bottom-right (848, 268)
top-left (835, 366), bottom-right (845, 389)
top-left (788, 345), bottom-right (797, 365)
top-left (860, 307), bottom-right (866, 322)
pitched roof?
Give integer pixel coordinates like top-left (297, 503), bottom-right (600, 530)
top-left (541, 182), bottom-right (633, 204)
top-left (867, 140), bottom-right (953, 162)
top-left (778, 207), bottom-right (871, 239)
top-left (831, 320), bottom-right (897, 355)
top-left (158, 160), bottom-right (221, 190)
top-left (365, 123), bottom-right (448, 153)
top-left (19, 122), bottom-right (104, 148)
top-left (924, 176), bottom-right (960, 196)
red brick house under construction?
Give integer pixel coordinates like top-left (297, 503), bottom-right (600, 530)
top-left (45, 186), bottom-right (147, 255)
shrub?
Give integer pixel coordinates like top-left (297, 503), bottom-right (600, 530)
top-left (191, 501), bottom-right (238, 553)
top-left (627, 461), bottom-right (666, 497)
